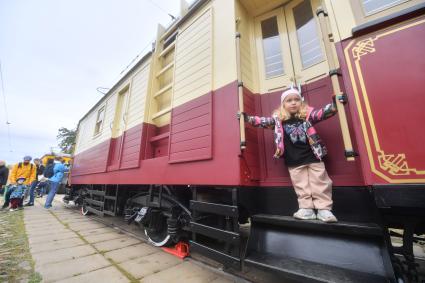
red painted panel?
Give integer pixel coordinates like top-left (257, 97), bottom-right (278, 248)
top-left (72, 139), bottom-right (111, 176)
top-left (171, 125), bottom-right (210, 143)
top-left (168, 147), bottom-right (211, 162)
top-left (120, 125), bottom-right (143, 169)
top-left (71, 81), bottom-right (242, 186)
top-left (144, 124), bottom-right (169, 159)
top-left (170, 135), bottom-right (210, 153)
top-left (241, 88), bottom-right (262, 181)
top-left (241, 76), bottom-right (364, 186)
top-left (153, 138), bottom-right (169, 158)
top-left (107, 137), bottom-right (122, 171)
top-left (172, 114), bottom-right (210, 133)
top-left (341, 16), bottom-right (425, 184)
top-left (172, 93), bottom-right (211, 115)
top-left (71, 75), bottom-right (365, 187)
top-left (172, 103), bottom-right (210, 125)
top-left (303, 77), bottom-right (363, 186)
top-left (169, 92), bottom-right (212, 163)
top-left (259, 90), bottom-right (292, 185)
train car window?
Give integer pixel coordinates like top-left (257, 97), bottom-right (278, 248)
top-left (261, 16), bottom-right (285, 78)
top-left (293, 0), bottom-right (324, 69)
top-left (94, 106), bottom-right (105, 135)
top-left (284, 0), bottom-right (328, 84)
top-left (362, 0), bottom-right (408, 15)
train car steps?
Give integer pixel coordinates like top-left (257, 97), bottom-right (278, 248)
top-left (245, 214), bottom-right (396, 283)
top-left (189, 188), bottom-right (242, 270)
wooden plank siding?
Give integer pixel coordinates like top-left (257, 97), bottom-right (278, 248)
top-left (236, 1), bottom-right (255, 92)
top-left (172, 8), bottom-right (212, 108)
top-left (74, 59), bottom-right (150, 174)
top-left (119, 125), bottom-right (143, 169)
top-left (126, 63), bottom-right (150, 129)
top-left (169, 93), bottom-right (212, 163)
top-left (118, 62), bottom-right (151, 169)
top-left (168, 8), bottom-right (213, 164)
top-left (74, 93), bottom-right (117, 155)
top-left (72, 140), bottom-right (111, 175)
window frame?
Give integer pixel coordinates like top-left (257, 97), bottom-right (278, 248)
top-left (284, 0), bottom-right (328, 83)
top-left (351, 0), bottom-right (419, 24)
top-left (93, 105), bottom-right (106, 137)
top-left (254, 8), bottom-right (295, 93)
top-left (361, 0), bottom-right (410, 16)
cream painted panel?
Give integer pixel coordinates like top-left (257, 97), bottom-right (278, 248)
top-left (126, 61), bottom-right (151, 129)
top-left (213, 0), bottom-right (237, 90)
top-left (74, 113), bottom-right (97, 155)
top-left (74, 55), bottom-right (151, 155)
top-left (236, 0), bottom-right (255, 92)
top-left (74, 92), bottom-right (117, 154)
top-left (74, 116), bottom-right (91, 154)
top-left (240, 0), bottom-right (290, 16)
top-left (325, 0), bottom-right (356, 41)
top-left (173, 8), bottom-right (212, 108)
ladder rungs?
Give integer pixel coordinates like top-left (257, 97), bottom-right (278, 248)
top-left (160, 29), bottom-right (178, 45)
top-left (86, 206), bottom-right (104, 217)
top-left (190, 222), bottom-right (240, 243)
top-left (154, 83), bottom-right (172, 98)
top-left (189, 241), bottom-right (241, 269)
top-left (152, 107), bottom-right (171, 119)
top-left (84, 198), bottom-right (104, 207)
top-left (158, 41), bottom-right (175, 58)
top-left (150, 132), bottom-right (170, 143)
top-left (87, 190), bottom-right (105, 196)
top-left (156, 62), bottom-right (174, 78)
top-left (104, 196), bottom-right (116, 200)
top-left (103, 210), bottom-right (115, 216)
top-left (190, 200), bottom-right (238, 217)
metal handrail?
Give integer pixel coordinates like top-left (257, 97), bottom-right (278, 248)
top-left (317, 6), bottom-right (356, 161)
top-left (236, 32), bottom-right (246, 150)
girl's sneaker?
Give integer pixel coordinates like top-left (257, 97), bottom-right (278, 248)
top-left (317, 210), bottom-right (338, 223)
top-left (9, 208), bottom-right (16, 212)
top-left (293, 208), bottom-right (316, 220)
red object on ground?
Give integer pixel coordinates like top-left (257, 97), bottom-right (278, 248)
top-left (161, 242), bottom-right (190, 259)
top-left (10, 198), bottom-right (20, 209)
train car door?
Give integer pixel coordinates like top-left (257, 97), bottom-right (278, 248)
top-left (255, 0), bottom-right (363, 186)
top-left (107, 86), bottom-right (130, 171)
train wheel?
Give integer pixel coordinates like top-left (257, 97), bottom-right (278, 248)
top-left (81, 204), bottom-right (90, 216)
top-left (144, 209), bottom-right (173, 247)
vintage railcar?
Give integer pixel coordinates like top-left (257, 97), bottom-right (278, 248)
top-left (68, 0), bottom-right (425, 282)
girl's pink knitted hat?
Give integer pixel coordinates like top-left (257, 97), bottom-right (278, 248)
top-left (281, 88), bottom-right (301, 103)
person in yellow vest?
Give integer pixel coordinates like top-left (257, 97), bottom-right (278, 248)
top-left (8, 156), bottom-right (36, 185)
top-left (1, 156), bottom-right (36, 210)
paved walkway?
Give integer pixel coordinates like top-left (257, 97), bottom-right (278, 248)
top-left (24, 198), bottom-right (241, 283)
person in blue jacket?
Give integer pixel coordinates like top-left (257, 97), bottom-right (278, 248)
top-left (44, 157), bottom-right (69, 209)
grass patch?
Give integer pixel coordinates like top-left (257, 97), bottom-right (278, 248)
top-left (0, 205), bottom-right (42, 283)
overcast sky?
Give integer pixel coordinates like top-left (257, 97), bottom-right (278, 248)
top-left (0, 0), bottom-right (193, 164)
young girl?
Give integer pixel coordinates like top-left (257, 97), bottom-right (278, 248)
top-left (244, 88), bottom-right (340, 222)
top-left (9, 177), bottom-right (27, 211)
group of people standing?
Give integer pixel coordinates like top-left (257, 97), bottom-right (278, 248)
top-left (0, 155), bottom-right (69, 211)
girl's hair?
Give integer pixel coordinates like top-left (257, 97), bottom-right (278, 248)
top-left (273, 100), bottom-right (309, 121)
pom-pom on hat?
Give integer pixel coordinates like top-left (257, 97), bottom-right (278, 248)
top-left (281, 88), bottom-right (301, 103)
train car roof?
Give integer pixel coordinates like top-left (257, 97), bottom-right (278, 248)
top-left (77, 0), bottom-right (209, 126)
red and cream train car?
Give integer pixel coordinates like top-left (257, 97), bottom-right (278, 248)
top-left (69, 0), bottom-right (425, 282)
